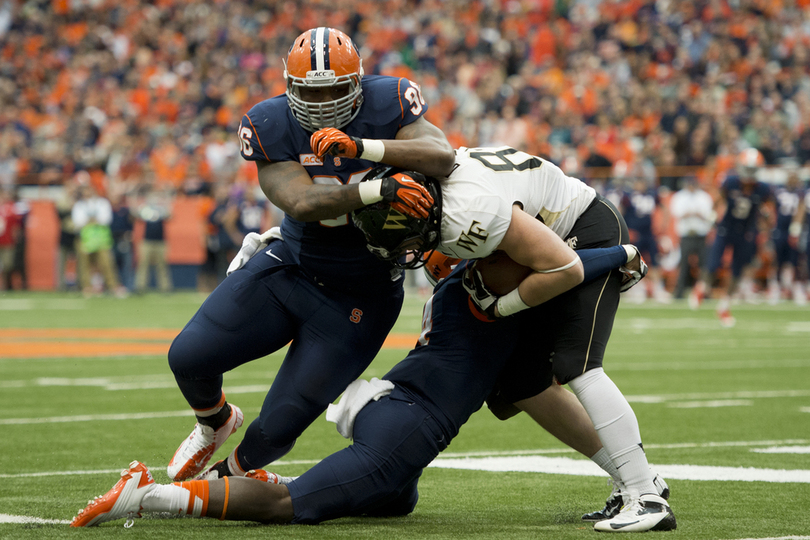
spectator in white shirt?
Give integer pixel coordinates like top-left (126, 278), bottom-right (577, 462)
top-left (71, 179), bottom-right (127, 298)
top-left (669, 176), bottom-right (715, 299)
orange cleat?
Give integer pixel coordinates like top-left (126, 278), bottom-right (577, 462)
top-left (246, 469), bottom-right (299, 485)
top-left (70, 461), bottom-right (155, 527)
top-left (717, 308), bottom-right (736, 328)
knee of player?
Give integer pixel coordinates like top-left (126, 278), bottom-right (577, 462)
top-left (167, 332), bottom-right (203, 375)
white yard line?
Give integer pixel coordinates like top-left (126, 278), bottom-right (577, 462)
top-left (751, 446), bottom-right (810, 454)
top-left (0, 513), bottom-right (71, 524)
top-left (0, 410), bottom-right (194, 424)
top-left (667, 399), bottom-right (754, 408)
top-left (430, 455), bottom-right (810, 483)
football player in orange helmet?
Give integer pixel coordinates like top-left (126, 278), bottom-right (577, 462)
top-left (283, 27), bottom-right (364, 133)
top-left (166, 27), bottom-right (454, 486)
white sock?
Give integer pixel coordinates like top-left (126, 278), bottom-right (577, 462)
top-left (590, 447), bottom-right (622, 485)
top-left (141, 483), bottom-right (207, 517)
top-left (568, 368), bottom-right (656, 499)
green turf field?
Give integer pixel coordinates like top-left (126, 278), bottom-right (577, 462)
top-left (1, 291), bottom-right (809, 539)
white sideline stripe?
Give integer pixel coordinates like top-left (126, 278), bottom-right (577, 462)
top-left (751, 446), bottom-right (810, 454)
top-left (0, 513), bottom-right (71, 524)
top-left (0, 460), bottom-right (321, 479)
top-left (740, 536), bottom-right (810, 540)
top-left (667, 399), bottom-right (753, 408)
top-left (626, 389), bottom-right (810, 403)
top-left (801, 407), bottom-right (810, 413)
top-left (429, 456), bottom-right (810, 483)
top-left (1, 377), bottom-right (274, 393)
top-left (611, 358), bottom-right (810, 371)
top-left (735, 537), bottom-right (810, 540)
top-left (0, 410), bottom-right (194, 425)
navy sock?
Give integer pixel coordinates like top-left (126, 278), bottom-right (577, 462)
top-left (577, 246), bottom-right (627, 283)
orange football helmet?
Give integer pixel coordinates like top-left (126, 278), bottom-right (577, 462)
top-left (422, 251), bottom-right (462, 287)
top-left (737, 148), bottom-right (764, 181)
top-left (284, 27), bottom-right (364, 132)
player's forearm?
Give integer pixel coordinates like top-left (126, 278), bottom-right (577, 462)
top-left (387, 118), bottom-right (455, 177)
top-left (377, 137), bottom-right (455, 177)
top-left (516, 262), bottom-right (584, 307)
top-left (257, 160), bottom-right (365, 222)
top-left (276, 184), bottom-right (366, 222)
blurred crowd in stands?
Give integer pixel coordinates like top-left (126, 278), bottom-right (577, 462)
top-left (0, 0), bottom-right (809, 304)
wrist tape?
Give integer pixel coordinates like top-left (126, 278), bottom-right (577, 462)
top-left (359, 139), bottom-right (385, 162)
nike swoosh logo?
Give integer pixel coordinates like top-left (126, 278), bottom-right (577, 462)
top-left (265, 249), bottom-right (282, 262)
top-left (611, 520), bottom-right (640, 529)
top-left (615, 460), bottom-right (630, 469)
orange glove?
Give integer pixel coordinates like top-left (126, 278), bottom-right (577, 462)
top-left (381, 173), bottom-right (434, 219)
top-left (310, 128), bottom-right (362, 160)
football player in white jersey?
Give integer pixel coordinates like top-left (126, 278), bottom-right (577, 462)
top-left (353, 146), bottom-right (676, 533)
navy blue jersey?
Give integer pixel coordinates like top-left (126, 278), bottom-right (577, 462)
top-left (718, 176), bottom-right (772, 235)
top-left (773, 185), bottom-right (804, 235)
top-left (621, 189), bottom-right (657, 233)
top-left (237, 75), bottom-right (428, 291)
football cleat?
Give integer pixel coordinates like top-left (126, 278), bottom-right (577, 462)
top-left (196, 459), bottom-right (230, 481)
top-left (246, 469), bottom-right (300, 485)
top-left (653, 473), bottom-right (670, 501)
top-left (619, 245), bottom-right (648, 293)
top-left (167, 404), bottom-right (244, 482)
top-left (70, 461), bottom-right (155, 527)
top-left (582, 473), bottom-right (670, 522)
top-left (688, 285), bottom-right (703, 310)
top-left (593, 493), bottom-right (676, 533)
top-left (717, 308), bottom-right (736, 328)
top-left (582, 480), bottom-right (624, 522)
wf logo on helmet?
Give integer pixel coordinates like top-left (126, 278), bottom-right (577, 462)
top-left (383, 210), bottom-right (408, 229)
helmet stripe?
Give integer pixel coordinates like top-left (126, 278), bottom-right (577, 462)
top-left (311, 27), bottom-right (330, 71)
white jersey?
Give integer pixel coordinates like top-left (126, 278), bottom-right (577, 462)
top-left (438, 147), bottom-right (597, 259)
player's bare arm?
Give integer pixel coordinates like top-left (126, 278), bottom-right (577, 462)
top-left (387, 117), bottom-right (455, 177)
top-left (256, 159), bottom-right (367, 223)
top-left (310, 117), bottom-right (454, 178)
top-left (257, 159), bottom-right (434, 222)
top-left (497, 205), bottom-right (585, 307)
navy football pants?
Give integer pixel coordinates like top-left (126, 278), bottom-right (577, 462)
top-left (168, 240), bottom-right (404, 469)
top-left (287, 388), bottom-right (446, 524)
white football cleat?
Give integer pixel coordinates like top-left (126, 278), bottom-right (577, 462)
top-left (167, 404), bottom-right (244, 481)
top-left (70, 461), bottom-right (155, 527)
top-left (582, 472), bottom-right (670, 522)
top-left (582, 479), bottom-right (624, 522)
top-left (593, 493), bottom-right (676, 533)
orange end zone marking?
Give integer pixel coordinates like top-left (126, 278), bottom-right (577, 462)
top-left (0, 329), bottom-right (420, 358)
